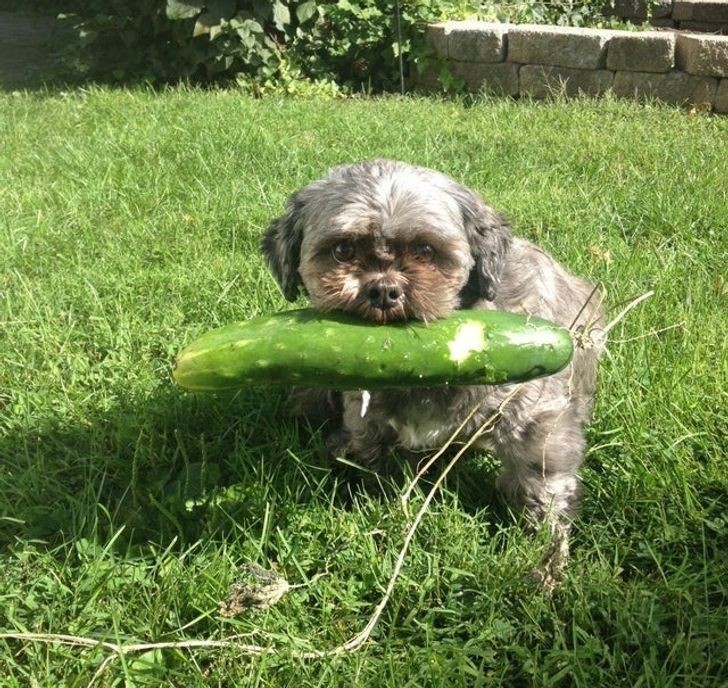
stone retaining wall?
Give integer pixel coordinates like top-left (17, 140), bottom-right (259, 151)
top-left (612, 0), bottom-right (728, 34)
top-left (420, 21), bottom-right (728, 113)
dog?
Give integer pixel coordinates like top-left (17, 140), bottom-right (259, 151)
top-left (262, 159), bottom-right (604, 588)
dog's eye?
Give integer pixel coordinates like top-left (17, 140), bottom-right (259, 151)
top-left (413, 243), bottom-right (435, 261)
top-left (333, 241), bottom-right (355, 262)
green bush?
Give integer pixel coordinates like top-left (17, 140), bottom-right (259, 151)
top-left (56, 1), bottom-right (404, 88)
top-left (57, 0), bottom-right (614, 90)
top-left (60, 0), bottom-right (312, 83)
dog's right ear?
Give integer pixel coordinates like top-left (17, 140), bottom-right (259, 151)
top-left (261, 195), bottom-right (306, 302)
top-left (447, 182), bottom-right (513, 302)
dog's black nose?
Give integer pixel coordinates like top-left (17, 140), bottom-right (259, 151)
top-left (366, 279), bottom-right (403, 311)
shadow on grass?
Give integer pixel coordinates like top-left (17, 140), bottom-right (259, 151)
top-left (0, 383), bottom-right (509, 552)
top-left (1, 384), bottom-right (311, 547)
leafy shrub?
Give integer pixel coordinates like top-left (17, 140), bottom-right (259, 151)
top-left (60, 1), bottom-right (315, 83)
top-left (475, 0), bottom-right (617, 28)
top-left (56, 0), bottom-right (615, 91)
top-left (56, 0), bottom-right (477, 89)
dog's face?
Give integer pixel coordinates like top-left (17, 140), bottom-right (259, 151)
top-left (262, 160), bottom-right (513, 323)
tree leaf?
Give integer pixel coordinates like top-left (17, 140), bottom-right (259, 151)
top-left (296, 1), bottom-right (318, 24)
top-left (166, 0), bottom-right (203, 20)
top-left (193, 18), bottom-right (210, 37)
top-left (193, 11), bottom-right (222, 38)
top-left (272, 1), bottom-right (291, 31)
top-left (128, 649), bottom-right (166, 679)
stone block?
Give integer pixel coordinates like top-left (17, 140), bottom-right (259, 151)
top-left (676, 34), bottom-right (728, 77)
top-left (649, 17), bottom-right (678, 26)
top-left (674, 0), bottom-right (728, 21)
top-left (424, 22), bottom-right (449, 57)
top-left (652, 0), bottom-right (676, 18)
top-left (614, 0), bottom-right (649, 18)
top-left (673, 0), bottom-right (693, 18)
top-left (0, 11), bottom-right (73, 86)
top-left (410, 63), bottom-right (441, 91)
top-left (715, 78), bottom-right (728, 111)
top-left (449, 60), bottom-right (520, 95)
top-left (508, 25), bottom-right (613, 69)
top-left (519, 64), bottom-right (613, 98)
top-left (693, 0), bottom-right (728, 21)
top-left (613, 0), bottom-right (672, 18)
top-left (679, 19), bottom-right (728, 30)
top-left (607, 31), bottom-right (676, 71)
top-left (613, 69), bottom-right (718, 104)
top-left (447, 21), bottom-right (510, 63)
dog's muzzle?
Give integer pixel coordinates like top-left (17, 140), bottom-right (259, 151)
top-left (364, 277), bottom-right (403, 312)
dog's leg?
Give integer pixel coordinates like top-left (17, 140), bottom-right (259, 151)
top-left (288, 388), bottom-right (343, 424)
top-left (493, 407), bottom-right (586, 593)
top-left (287, 388), bottom-right (351, 460)
top-left (337, 391), bottom-right (399, 466)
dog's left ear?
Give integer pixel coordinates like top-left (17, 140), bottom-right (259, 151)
top-left (452, 183), bottom-right (513, 301)
top-left (261, 194), bottom-right (306, 302)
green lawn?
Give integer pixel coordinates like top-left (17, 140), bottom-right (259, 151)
top-left (1, 87), bottom-right (726, 686)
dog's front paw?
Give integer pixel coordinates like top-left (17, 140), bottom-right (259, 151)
top-left (530, 528), bottom-right (570, 596)
top-left (324, 428), bottom-right (352, 460)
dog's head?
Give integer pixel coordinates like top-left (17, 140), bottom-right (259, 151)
top-left (262, 160), bottom-right (512, 323)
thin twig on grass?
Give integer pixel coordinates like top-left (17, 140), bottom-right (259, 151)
top-left (1, 290), bottom-right (657, 685)
top-left (608, 321), bottom-right (683, 344)
top-left (601, 290), bottom-right (654, 337)
top-left (0, 390), bottom-right (520, 685)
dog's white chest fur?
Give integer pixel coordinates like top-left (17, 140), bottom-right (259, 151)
top-left (387, 416), bottom-right (457, 450)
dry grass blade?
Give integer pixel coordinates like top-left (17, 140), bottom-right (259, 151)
top-left (0, 390), bottom-right (522, 681)
top-left (601, 291), bottom-right (654, 337)
top-left (0, 287), bottom-right (668, 683)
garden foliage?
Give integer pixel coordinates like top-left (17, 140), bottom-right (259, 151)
top-left (59, 0), bottom-right (444, 89)
top-left (58, 0), bottom-right (612, 90)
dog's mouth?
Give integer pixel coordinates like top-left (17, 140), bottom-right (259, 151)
top-left (322, 287), bottom-right (457, 325)
top-left (351, 300), bottom-right (410, 324)
top-left (337, 293), bottom-right (453, 325)
top-left (309, 268), bottom-right (459, 324)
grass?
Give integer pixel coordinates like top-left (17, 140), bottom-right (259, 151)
top-left (0, 86), bottom-right (726, 686)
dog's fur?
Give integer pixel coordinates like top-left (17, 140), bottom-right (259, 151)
top-left (262, 160), bottom-right (604, 575)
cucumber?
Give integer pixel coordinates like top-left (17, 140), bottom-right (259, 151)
top-left (172, 309), bottom-right (573, 392)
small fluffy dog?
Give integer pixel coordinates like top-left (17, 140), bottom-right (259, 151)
top-left (262, 160), bottom-right (604, 584)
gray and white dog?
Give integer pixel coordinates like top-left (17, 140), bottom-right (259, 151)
top-left (262, 159), bottom-right (604, 585)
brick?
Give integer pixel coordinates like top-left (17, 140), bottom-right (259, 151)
top-left (613, 69), bottom-right (718, 104)
top-left (519, 64), bottom-right (613, 98)
top-left (607, 31), bottom-right (676, 72)
top-left (449, 61), bottom-right (520, 95)
top-left (716, 78), bottom-right (728, 111)
top-left (447, 21), bottom-right (510, 63)
top-left (676, 34), bottom-right (728, 77)
top-left (508, 25), bottom-right (613, 69)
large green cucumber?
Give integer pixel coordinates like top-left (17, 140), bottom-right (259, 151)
top-left (172, 309), bottom-right (574, 392)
